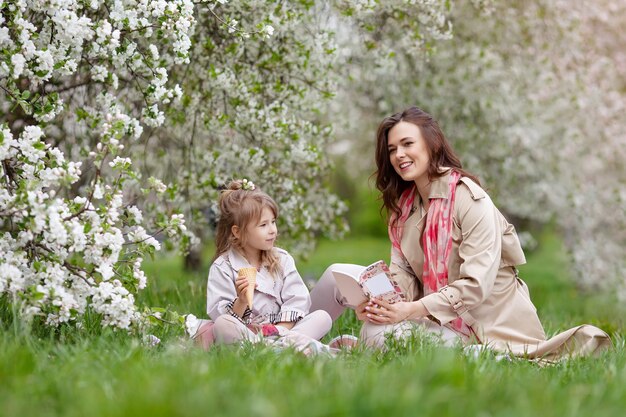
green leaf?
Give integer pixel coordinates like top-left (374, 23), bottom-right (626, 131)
top-left (75, 108), bottom-right (90, 121)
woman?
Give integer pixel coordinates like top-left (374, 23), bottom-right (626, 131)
top-left (310, 106), bottom-right (610, 360)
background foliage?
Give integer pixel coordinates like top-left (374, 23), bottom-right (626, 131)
top-left (1, 1), bottom-right (625, 331)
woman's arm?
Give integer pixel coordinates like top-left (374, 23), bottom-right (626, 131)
top-left (388, 259), bottom-right (421, 302)
top-left (353, 241), bottom-right (424, 324)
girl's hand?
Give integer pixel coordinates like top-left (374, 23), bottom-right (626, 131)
top-left (276, 321), bottom-right (295, 331)
top-left (364, 298), bottom-right (427, 325)
top-left (234, 275), bottom-right (249, 299)
top-left (232, 275), bottom-right (255, 315)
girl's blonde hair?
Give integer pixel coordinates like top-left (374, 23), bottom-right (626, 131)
top-left (213, 179), bottom-right (281, 278)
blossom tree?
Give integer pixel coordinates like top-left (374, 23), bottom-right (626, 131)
top-left (331, 0), bottom-right (626, 294)
top-left (1, 0), bottom-right (459, 331)
top-left (81, 0), bottom-right (460, 258)
top-left (142, 1), bottom-right (348, 258)
top-left (1, 0), bottom-right (197, 329)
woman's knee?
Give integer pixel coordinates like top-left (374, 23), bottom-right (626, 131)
top-left (360, 321), bottom-right (413, 349)
top-left (315, 264), bottom-right (341, 288)
top-left (359, 322), bottom-right (387, 348)
top-left (309, 309), bottom-right (333, 334)
top-left (309, 266), bottom-right (347, 320)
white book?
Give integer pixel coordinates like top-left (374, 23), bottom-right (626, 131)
top-left (331, 260), bottom-right (406, 308)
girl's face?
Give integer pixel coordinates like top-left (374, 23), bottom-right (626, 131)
top-left (387, 121), bottom-right (430, 186)
top-left (240, 207), bottom-right (277, 256)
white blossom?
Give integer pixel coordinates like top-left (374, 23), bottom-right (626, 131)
top-left (262, 24), bottom-right (274, 38)
top-left (127, 206), bottom-right (143, 224)
top-left (148, 177), bottom-right (167, 193)
top-left (143, 334), bottom-right (161, 346)
top-left (128, 226), bottom-right (161, 251)
top-left (184, 313), bottom-right (199, 337)
top-left (109, 156), bottom-right (132, 169)
top-left (0, 263), bottom-right (23, 294)
top-left (91, 65), bottom-right (108, 82)
top-left (10, 53), bottom-right (26, 78)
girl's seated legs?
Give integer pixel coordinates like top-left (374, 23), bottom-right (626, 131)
top-left (213, 310), bottom-right (332, 346)
top-left (213, 315), bottom-right (260, 344)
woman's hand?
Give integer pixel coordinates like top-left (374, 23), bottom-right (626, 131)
top-left (355, 300), bottom-right (370, 322)
top-left (364, 298), bottom-right (428, 325)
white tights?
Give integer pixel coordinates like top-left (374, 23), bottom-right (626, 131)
top-left (212, 310), bottom-right (332, 344)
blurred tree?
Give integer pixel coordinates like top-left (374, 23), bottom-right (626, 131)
top-left (329, 0), bottom-right (626, 294)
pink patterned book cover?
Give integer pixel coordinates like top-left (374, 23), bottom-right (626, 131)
top-left (358, 260), bottom-right (406, 304)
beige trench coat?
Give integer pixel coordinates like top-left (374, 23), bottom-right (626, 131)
top-left (391, 169), bottom-right (610, 360)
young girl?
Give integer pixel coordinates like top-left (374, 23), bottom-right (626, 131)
top-left (194, 179), bottom-right (332, 351)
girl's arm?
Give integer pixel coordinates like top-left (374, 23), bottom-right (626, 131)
top-left (231, 275), bottom-right (252, 318)
top-left (272, 251), bottom-right (310, 327)
top-left (207, 261), bottom-right (251, 321)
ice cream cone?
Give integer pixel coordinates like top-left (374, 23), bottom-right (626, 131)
top-left (238, 267), bottom-right (257, 309)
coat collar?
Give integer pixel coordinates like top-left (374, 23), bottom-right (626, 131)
top-left (226, 248), bottom-right (280, 297)
top-left (410, 167), bottom-right (454, 227)
top-left (227, 248), bottom-right (254, 271)
top-left (427, 167), bottom-right (453, 200)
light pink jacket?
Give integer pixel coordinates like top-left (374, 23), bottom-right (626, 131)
top-left (207, 248), bottom-right (311, 325)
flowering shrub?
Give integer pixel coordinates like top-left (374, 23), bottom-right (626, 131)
top-left (0, 0), bottom-right (197, 329)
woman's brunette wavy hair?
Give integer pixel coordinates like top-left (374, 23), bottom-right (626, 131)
top-left (374, 106), bottom-right (480, 224)
top-left (213, 180), bottom-right (281, 278)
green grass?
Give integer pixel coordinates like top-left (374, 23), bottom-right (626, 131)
top-left (1, 233), bottom-right (625, 417)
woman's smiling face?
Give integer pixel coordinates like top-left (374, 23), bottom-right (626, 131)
top-left (387, 121), bottom-right (430, 185)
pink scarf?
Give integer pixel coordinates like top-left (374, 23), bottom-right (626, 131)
top-left (388, 170), bottom-right (472, 337)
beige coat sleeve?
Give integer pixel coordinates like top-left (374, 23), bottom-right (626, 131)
top-left (274, 252), bottom-right (311, 322)
top-left (206, 258), bottom-right (237, 320)
top-left (420, 183), bottom-right (502, 326)
top-left (389, 253), bottom-right (422, 302)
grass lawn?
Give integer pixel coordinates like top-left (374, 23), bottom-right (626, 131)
top-left (1, 233), bottom-right (624, 417)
